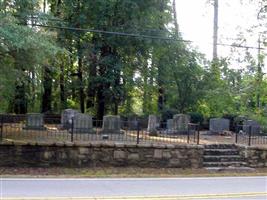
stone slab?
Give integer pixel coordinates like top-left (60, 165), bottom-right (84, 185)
top-left (24, 113), bottom-right (46, 130)
top-left (209, 118), bottom-right (230, 134)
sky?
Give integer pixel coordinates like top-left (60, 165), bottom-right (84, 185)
top-left (175, 0), bottom-right (266, 70)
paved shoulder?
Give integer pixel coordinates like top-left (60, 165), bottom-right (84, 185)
top-left (1, 176), bottom-right (267, 199)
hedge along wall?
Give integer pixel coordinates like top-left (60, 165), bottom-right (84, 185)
top-left (237, 145), bottom-right (267, 168)
top-left (0, 142), bottom-right (204, 168)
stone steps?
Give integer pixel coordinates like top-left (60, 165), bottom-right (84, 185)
top-left (204, 161), bottom-right (247, 168)
top-left (203, 155), bottom-right (242, 162)
top-left (203, 144), bottom-right (247, 168)
top-left (204, 144), bottom-right (236, 149)
top-left (204, 149), bottom-right (240, 156)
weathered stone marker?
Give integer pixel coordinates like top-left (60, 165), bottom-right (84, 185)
top-left (173, 114), bottom-right (190, 133)
top-left (243, 120), bottom-right (260, 135)
top-left (61, 109), bottom-right (79, 129)
top-left (24, 113), bottom-right (46, 130)
top-left (73, 113), bottom-right (95, 133)
top-left (147, 115), bottom-right (159, 134)
top-left (101, 115), bottom-right (122, 134)
top-left (127, 116), bottom-right (138, 130)
top-left (167, 119), bottom-right (174, 130)
top-left (209, 118), bottom-right (230, 134)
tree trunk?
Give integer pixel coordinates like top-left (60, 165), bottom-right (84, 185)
top-left (59, 64), bottom-right (66, 110)
top-left (86, 51), bottom-right (97, 109)
top-left (157, 56), bottom-right (165, 113)
top-left (41, 65), bottom-right (52, 113)
top-left (14, 80), bottom-right (27, 114)
top-left (96, 45), bottom-right (110, 120)
top-left (77, 42), bottom-right (85, 113)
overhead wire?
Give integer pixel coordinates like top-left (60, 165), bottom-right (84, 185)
top-left (29, 23), bottom-right (266, 51)
top-left (10, 13), bottom-right (266, 50)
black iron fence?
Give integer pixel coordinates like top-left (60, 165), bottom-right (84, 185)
top-left (0, 114), bottom-right (266, 146)
top-left (0, 115), bottom-right (199, 145)
top-left (234, 125), bottom-right (267, 146)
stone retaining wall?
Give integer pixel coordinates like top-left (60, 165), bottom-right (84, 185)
top-left (0, 142), bottom-right (204, 168)
top-left (238, 145), bottom-right (267, 168)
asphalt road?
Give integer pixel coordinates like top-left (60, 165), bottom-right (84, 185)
top-left (0, 176), bottom-right (266, 199)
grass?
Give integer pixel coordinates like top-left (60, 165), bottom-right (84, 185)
top-left (1, 167), bottom-right (267, 178)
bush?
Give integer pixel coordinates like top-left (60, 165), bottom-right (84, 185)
top-left (188, 112), bottom-right (204, 124)
top-left (223, 113), bottom-right (238, 131)
top-left (160, 108), bottom-right (178, 122)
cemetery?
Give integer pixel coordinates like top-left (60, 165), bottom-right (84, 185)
top-left (0, 110), bottom-right (267, 147)
top-left (0, 110), bottom-right (267, 169)
top-left (1, 2), bottom-right (267, 199)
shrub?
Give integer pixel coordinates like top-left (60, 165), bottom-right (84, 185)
top-left (188, 112), bottom-right (204, 124)
top-left (160, 108), bottom-right (178, 122)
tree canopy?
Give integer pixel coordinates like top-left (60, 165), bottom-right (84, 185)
top-left (0, 0), bottom-right (266, 124)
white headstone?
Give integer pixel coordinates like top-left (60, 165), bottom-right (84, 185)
top-left (147, 115), bottom-right (159, 133)
top-left (173, 114), bottom-right (190, 133)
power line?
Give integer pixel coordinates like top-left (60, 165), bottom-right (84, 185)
top-left (12, 14), bottom-right (265, 50)
top-left (29, 23), bottom-right (266, 51)
top-left (31, 24), bottom-right (190, 42)
top-left (217, 42), bottom-right (265, 50)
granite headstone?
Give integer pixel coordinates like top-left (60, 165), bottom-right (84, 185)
top-left (209, 118), bottom-right (230, 134)
top-left (243, 120), bottom-right (260, 135)
top-left (73, 113), bottom-right (95, 133)
top-left (101, 115), bottom-right (122, 134)
top-left (173, 114), bottom-right (190, 133)
top-left (61, 109), bottom-right (79, 129)
top-left (147, 115), bottom-right (159, 134)
top-left (167, 119), bottom-right (174, 130)
top-left (24, 113), bottom-right (46, 130)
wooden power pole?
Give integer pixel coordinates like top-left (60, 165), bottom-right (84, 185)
top-left (213, 0), bottom-right (218, 60)
top-left (173, 0), bottom-right (179, 35)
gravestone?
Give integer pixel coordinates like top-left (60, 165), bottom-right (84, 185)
top-left (243, 120), bottom-right (260, 135)
top-left (101, 115), bottom-right (122, 134)
top-left (234, 116), bottom-right (247, 125)
top-left (147, 115), bottom-right (159, 134)
top-left (73, 113), bottom-right (95, 133)
top-left (234, 116), bottom-right (247, 132)
top-left (128, 116), bottom-right (138, 130)
top-left (24, 113), bottom-right (46, 130)
top-left (173, 114), bottom-right (190, 133)
top-left (61, 109), bottom-right (79, 129)
top-left (167, 119), bottom-right (174, 130)
top-left (209, 118), bottom-right (230, 134)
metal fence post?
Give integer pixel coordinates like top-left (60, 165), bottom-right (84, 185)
top-left (136, 121), bottom-right (140, 145)
top-left (187, 124), bottom-right (190, 144)
top-left (197, 123), bottom-right (200, 145)
top-left (235, 126), bottom-right (238, 144)
top-left (0, 115), bottom-right (3, 142)
top-left (71, 117), bottom-right (74, 142)
top-left (248, 125), bottom-right (252, 146)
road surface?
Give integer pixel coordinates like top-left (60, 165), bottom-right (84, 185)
top-left (0, 176), bottom-right (266, 199)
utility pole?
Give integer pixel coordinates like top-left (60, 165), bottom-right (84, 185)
top-left (256, 34), bottom-right (262, 108)
top-left (173, 0), bottom-right (179, 35)
top-left (213, 0), bottom-right (218, 61)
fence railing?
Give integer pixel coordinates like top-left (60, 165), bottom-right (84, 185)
top-left (234, 125), bottom-right (267, 146)
top-left (0, 115), bottom-right (199, 145)
top-left (0, 114), bottom-right (266, 146)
